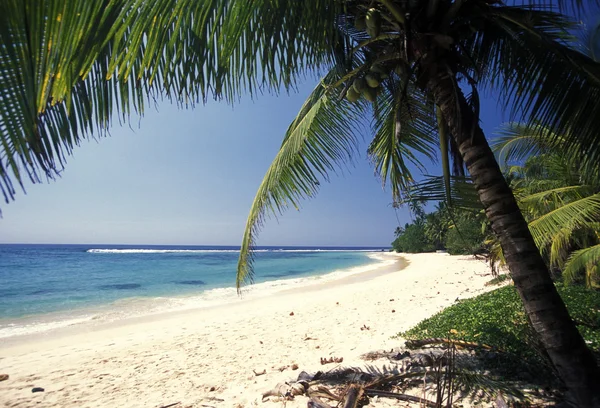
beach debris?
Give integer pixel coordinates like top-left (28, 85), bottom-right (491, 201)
top-left (31, 387), bottom-right (45, 393)
top-left (320, 356), bottom-right (343, 365)
top-left (0, 374), bottom-right (8, 381)
top-left (277, 362), bottom-right (299, 372)
top-left (262, 381), bottom-right (307, 401)
top-left (263, 343), bottom-right (532, 408)
top-left (158, 403), bottom-right (181, 408)
top-left (361, 349), bottom-right (411, 361)
top-left (392, 309), bottom-right (396, 313)
top-left (360, 324), bottom-right (370, 331)
top-left (389, 298), bottom-right (395, 301)
top-left (365, 390), bottom-right (437, 407)
top-left (304, 335), bottom-right (317, 341)
top-left (342, 384), bottom-right (364, 408)
top-left (405, 337), bottom-right (494, 350)
top-left (289, 311), bottom-right (294, 316)
top-left (209, 386), bottom-right (216, 391)
top-left (253, 369), bottom-right (266, 376)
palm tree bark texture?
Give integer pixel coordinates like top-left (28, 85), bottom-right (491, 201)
top-left (426, 66), bottom-right (600, 406)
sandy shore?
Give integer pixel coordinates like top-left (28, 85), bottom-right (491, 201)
top-left (0, 253), bottom-right (496, 408)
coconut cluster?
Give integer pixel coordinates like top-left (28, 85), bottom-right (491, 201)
top-left (346, 64), bottom-right (388, 103)
top-left (354, 8), bottom-right (382, 38)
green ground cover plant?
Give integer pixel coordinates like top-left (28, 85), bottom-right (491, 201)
top-left (400, 285), bottom-right (600, 381)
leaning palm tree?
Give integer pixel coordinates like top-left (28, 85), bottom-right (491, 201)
top-left (232, 3), bottom-right (600, 405)
top-left (2, 0), bottom-right (600, 405)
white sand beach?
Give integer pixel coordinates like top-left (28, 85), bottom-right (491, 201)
top-left (0, 253), bottom-right (497, 408)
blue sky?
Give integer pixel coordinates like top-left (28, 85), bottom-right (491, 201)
top-left (0, 78), bottom-right (505, 247)
top-left (1, 1), bottom-right (596, 247)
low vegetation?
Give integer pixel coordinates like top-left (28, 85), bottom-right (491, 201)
top-left (399, 285), bottom-right (600, 381)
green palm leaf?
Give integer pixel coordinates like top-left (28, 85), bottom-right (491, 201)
top-left (401, 175), bottom-right (483, 211)
top-left (236, 73), bottom-right (364, 290)
top-left (519, 185), bottom-right (594, 214)
top-left (491, 123), bottom-right (562, 168)
top-left (368, 80), bottom-right (437, 202)
top-left (0, 0), bottom-right (345, 210)
top-left (529, 193), bottom-right (600, 249)
top-left (549, 227), bottom-right (573, 269)
top-left (563, 244), bottom-right (600, 287)
top-left (468, 6), bottom-right (600, 167)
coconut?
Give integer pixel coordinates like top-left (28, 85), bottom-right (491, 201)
top-left (352, 77), bottom-right (367, 93)
top-left (366, 8), bottom-right (381, 37)
top-left (346, 87), bottom-right (360, 102)
top-left (366, 8), bottom-right (381, 28)
top-left (363, 87), bottom-right (377, 102)
top-left (365, 74), bottom-right (380, 88)
top-left (367, 26), bottom-right (379, 38)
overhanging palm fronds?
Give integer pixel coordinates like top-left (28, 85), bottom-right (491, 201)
top-left (469, 6), bottom-right (600, 168)
top-left (563, 244), bottom-right (600, 287)
top-left (0, 0), bottom-right (344, 210)
top-left (236, 74), bottom-right (365, 290)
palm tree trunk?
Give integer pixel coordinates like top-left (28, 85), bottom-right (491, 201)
top-left (427, 72), bottom-right (600, 407)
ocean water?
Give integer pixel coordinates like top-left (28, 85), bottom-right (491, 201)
top-left (0, 244), bottom-right (390, 338)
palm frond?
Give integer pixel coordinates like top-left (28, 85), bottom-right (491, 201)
top-left (468, 6), bottom-right (600, 169)
top-left (519, 185), bottom-right (594, 213)
top-left (368, 79), bottom-right (437, 202)
top-left (517, 0), bottom-right (600, 17)
top-left (512, 178), bottom-right (575, 197)
top-left (491, 123), bottom-right (561, 168)
top-left (492, 122), bottom-right (600, 185)
top-left (563, 244), bottom-right (600, 287)
top-left (529, 193), bottom-right (600, 249)
top-left (401, 175), bottom-right (483, 211)
top-left (436, 106), bottom-right (452, 204)
top-left (0, 0), bottom-right (345, 211)
top-left (548, 227), bottom-right (573, 269)
top-left (236, 73), bottom-right (364, 290)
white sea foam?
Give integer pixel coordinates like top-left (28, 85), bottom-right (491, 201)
top-left (86, 248), bottom-right (380, 254)
top-left (0, 315), bottom-right (96, 339)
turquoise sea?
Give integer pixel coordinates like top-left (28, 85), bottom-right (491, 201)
top-left (0, 244), bottom-right (388, 338)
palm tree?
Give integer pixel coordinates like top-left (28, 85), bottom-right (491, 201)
top-left (231, 3), bottom-right (600, 405)
top-left (492, 123), bottom-right (600, 288)
top-left (2, 0), bottom-right (600, 404)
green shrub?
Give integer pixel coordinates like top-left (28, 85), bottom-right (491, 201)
top-left (399, 285), bottom-right (600, 380)
top-left (391, 222), bottom-right (435, 253)
top-left (444, 215), bottom-right (485, 255)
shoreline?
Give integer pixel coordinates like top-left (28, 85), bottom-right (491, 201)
top-left (0, 252), bottom-right (399, 347)
top-left (0, 253), bottom-right (496, 408)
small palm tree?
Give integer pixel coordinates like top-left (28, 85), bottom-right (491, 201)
top-left (492, 123), bottom-right (600, 288)
top-left (2, 0), bottom-right (600, 404)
